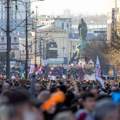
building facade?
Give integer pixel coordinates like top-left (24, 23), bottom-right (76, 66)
top-left (36, 26), bottom-right (69, 64)
top-left (54, 17), bottom-right (72, 32)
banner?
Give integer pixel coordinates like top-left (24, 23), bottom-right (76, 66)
top-left (50, 75), bottom-right (56, 80)
top-left (29, 65), bottom-right (35, 74)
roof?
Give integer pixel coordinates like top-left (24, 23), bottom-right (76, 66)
top-left (39, 25), bottom-right (67, 32)
top-left (69, 33), bottom-right (106, 41)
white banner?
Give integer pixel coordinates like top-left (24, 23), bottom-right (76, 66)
top-left (50, 75), bottom-right (56, 80)
top-left (29, 65), bottom-right (35, 74)
top-left (84, 74), bottom-right (95, 81)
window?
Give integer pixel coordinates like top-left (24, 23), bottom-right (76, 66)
top-left (62, 23), bottom-right (64, 29)
top-left (73, 45), bottom-right (75, 49)
top-left (67, 23), bottom-right (69, 28)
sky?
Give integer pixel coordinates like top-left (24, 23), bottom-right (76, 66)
top-left (31, 0), bottom-right (114, 15)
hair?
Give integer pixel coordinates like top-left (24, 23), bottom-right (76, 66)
top-left (2, 89), bottom-right (30, 105)
top-left (97, 95), bottom-right (111, 101)
top-left (81, 92), bottom-right (95, 101)
top-left (57, 85), bottom-right (67, 94)
top-left (53, 111), bottom-right (75, 120)
top-left (94, 100), bottom-right (117, 120)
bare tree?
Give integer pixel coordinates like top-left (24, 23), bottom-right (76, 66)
top-left (84, 40), bottom-right (108, 73)
top-left (105, 21), bottom-right (120, 70)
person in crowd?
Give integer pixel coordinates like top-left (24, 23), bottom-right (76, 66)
top-left (90, 87), bottom-right (99, 99)
top-left (75, 92), bottom-right (95, 120)
top-left (2, 81), bottom-right (11, 92)
top-left (94, 99), bottom-right (119, 120)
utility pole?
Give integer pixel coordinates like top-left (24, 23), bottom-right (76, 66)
top-left (25, 3), bottom-right (28, 79)
top-left (34, 6), bottom-right (38, 65)
top-left (6, 0), bottom-right (11, 79)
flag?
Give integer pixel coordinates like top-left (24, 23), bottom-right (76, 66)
top-left (96, 56), bottom-right (105, 88)
top-left (38, 65), bottom-right (44, 74)
top-left (48, 70), bottom-right (52, 78)
top-left (114, 69), bottom-right (118, 78)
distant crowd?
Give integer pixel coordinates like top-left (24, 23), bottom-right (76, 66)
top-left (0, 63), bottom-right (95, 81)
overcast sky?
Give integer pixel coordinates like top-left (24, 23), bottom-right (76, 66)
top-left (31, 0), bottom-right (114, 15)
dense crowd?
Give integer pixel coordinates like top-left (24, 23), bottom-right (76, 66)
top-left (0, 63), bottom-right (95, 81)
top-left (0, 72), bottom-right (120, 120)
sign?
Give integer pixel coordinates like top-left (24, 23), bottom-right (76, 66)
top-left (109, 69), bottom-right (114, 77)
top-left (62, 75), bottom-right (66, 79)
top-left (29, 65), bottom-right (35, 74)
top-left (50, 75), bottom-right (56, 80)
top-left (84, 74), bottom-right (95, 81)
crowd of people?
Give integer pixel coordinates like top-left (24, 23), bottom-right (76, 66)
top-left (0, 63), bottom-right (95, 81)
top-left (0, 71), bottom-right (120, 120)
